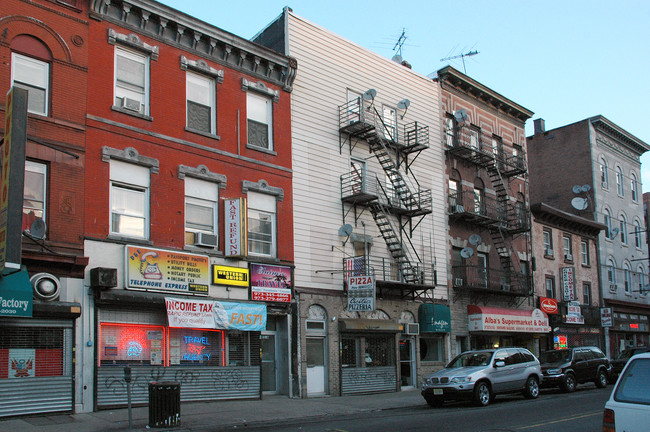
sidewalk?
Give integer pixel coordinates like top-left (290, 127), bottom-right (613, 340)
top-left (0, 388), bottom-right (424, 432)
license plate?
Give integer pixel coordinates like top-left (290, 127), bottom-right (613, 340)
top-left (433, 389), bottom-right (443, 395)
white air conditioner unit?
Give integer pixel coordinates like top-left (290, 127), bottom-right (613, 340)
top-left (501, 284), bottom-right (511, 291)
top-left (454, 278), bottom-right (464, 287)
top-left (405, 323), bottom-right (420, 335)
top-left (121, 97), bottom-right (142, 112)
top-left (194, 232), bottom-right (217, 247)
top-left (565, 253), bottom-right (573, 261)
top-left (545, 248), bottom-right (554, 257)
top-left (609, 284), bottom-right (618, 292)
top-left (452, 205), bottom-right (465, 214)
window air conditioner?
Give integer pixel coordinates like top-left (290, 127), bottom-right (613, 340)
top-left (454, 278), bottom-right (464, 287)
top-left (565, 253), bottom-right (573, 261)
top-left (545, 248), bottom-right (554, 257)
top-left (405, 323), bottom-right (420, 335)
top-left (501, 284), bottom-right (511, 292)
top-left (121, 97), bottom-right (142, 112)
top-left (194, 232), bottom-right (217, 247)
top-left (609, 284), bottom-right (618, 292)
top-left (453, 205), bottom-right (465, 214)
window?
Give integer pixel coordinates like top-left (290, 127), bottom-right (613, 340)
top-left (545, 276), bottom-right (555, 298)
top-left (445, 117), bottom-right (455, 147)
top-left (631, 173), bottom-right (639, 201)
top-left (477, 252), bottom-right (488, 288)
top-left (608, 259), bottom-right (617, 284)
top-left (449, 178), bottom-right (459, 212)
top-left (110, 160), bottom-right (149, 239)
top-left (114, 47), bottom-right (149, 115)
top-left (616, 167), bottom-right (624, 196)
top-left (604, 209), bottom-right (612, 239)
top-left (600, 158), bottom-right (608, 188)
top-left (23, 161), bottom-right (47, 233)
top-left (469, 128), bottom-right (480, 150)
top-left (634, 221), bottom-right (643, 248)
top-left (186, 72), bottom-right (216, 134)
top-left (420, 336), bottom-right (444, 362)
top-left (11, 53), bottom-right (49, 116)
top-left (341, 335), bottom-right (395, 368)
top-left (543, 229), bottom-right (553, 256)
top-left (473, 178), bottom-right (485, 216)
top-left (580, 240), bottom-right (589, 266)
top-left (620, 215), bottom-right (628, 244)
top-left (185, 177), bottom-right (218, 246)
top-left (583, 283), bottom-right (591, 305)
top-left (624, 264), bottom-right (632, 294)
top-left (638, 267), bottom-right (646, 295)
top-left (563, 235), bottom-right (572, 260)
top-left (247, 191), bottom-right (276, 257)
top-left (350, 158), bottom-right (366, 194)
top-left (247, 92), bottom-right (273, 150)
top-left (382, 105), bottom-right (397, 141)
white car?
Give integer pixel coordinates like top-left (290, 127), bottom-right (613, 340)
top-left (603, 352), bottom-right (650, 432)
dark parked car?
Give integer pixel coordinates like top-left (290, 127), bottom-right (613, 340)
top-left (539, 346), bottom-right (610, 392)
top-left (421, 347), bottom-right (542, 407)
top-left (609, 346), bottom-right (650, 382)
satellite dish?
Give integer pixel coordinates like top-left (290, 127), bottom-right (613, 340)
top-left (29, 218), bottom-right (46, 239)
top-left (610, 228), bottom-right (620, 239)
top-left (397, 99), bottom-right (410, 110)
top-left (460, 247), bottom-right (474, 259)
top-left (362, 89), bottom-right (377, 101)
top-left (570, 197), bottom-right (588, 211)
top-left (392, 54), bottom-right (403, 64)
top-left (581, 184), bottom-right (591, 192)
top-left (338, 224), bottom-right (354, 237)
top-left (572, 185), bottom-right (582, 194)
top-left (453, 109), bottom-right (468, 125)
top-left (469, 234), bottom-right (482, 246)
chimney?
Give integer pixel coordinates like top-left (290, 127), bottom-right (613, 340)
top-left (534, 118), bottom-right (545, 134)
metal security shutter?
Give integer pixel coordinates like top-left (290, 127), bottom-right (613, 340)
top-left (341, 366), bottom-right (397, 395)
top-left (0, 319), bottom-right (74, 417)
top-left (97, 365), bottom-right (260, 408)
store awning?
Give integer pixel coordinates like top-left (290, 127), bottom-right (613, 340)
top-left (418, 303), bottom-right (451, 333)
top-left (468, 305), bottom-right (550, 333)
top-left (338, 318), bottom-right (400, 332)
top-left (0, 268), bottom-right (33, 317)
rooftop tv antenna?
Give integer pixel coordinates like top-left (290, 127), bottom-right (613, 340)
top-left (440, 50), bottom-right (480, 74)
top-left (392, 28), bottom-right (407, 62)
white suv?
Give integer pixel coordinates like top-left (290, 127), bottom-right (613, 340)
top-left (603, 352), bottom-right (650, 432)
top-left (421, 347), bottom-right (543, 407)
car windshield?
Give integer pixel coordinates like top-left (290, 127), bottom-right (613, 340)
top-left (617, 349), bottom-right (634, 360)
top-left (447, 351), bottom-right (493, 368)
top-left (614, 358), bottom-right (650, 404)
top-left (540, 350), bottom-right (572, 363)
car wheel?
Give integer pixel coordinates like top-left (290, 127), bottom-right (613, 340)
top-left (523, 376), bottom-right (540, 399)
top-left (425, 397), bottom-right (443, 408)
top-left (595, 369), bottom-right (608, 388)
top-left (561, 373), bottom-right (576, 393)
top-left (473, 381), bottom-right (492, 407)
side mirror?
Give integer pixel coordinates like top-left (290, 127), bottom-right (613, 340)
top-left (494, 360), bottom-right (506, 368)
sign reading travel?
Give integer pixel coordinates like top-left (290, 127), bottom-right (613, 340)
top-left (165, 297), bottom-right (266, 331)
top-left (250, 263), bottom-right (292, 303)
top-left (212, 265), bottom-right (249, 287)
top-left (126, 246), bottom-right (210, 295)
top-left (347, 275), bottom-right (375, 312)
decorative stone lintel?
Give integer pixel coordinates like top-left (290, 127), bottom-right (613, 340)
top-left (241, 78), bottom-right (280, 103)
top-left (180, 55), bottom-right (224, 83)
top-left (241, 179), bottom-right (284, 201)
top-left (108, 28), bottom-right (159, 60)
top-left (178, 164), bottom-right (227, 188)
top-left (101, 146), bottom-right (159, 174)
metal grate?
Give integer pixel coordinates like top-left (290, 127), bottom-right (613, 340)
top-left (0, 326), bottom-right (71, 378)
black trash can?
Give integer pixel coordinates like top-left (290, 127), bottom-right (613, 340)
top-left (148, 381), bottom-right (181, 427)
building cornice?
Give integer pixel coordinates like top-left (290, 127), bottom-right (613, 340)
top-left (531, 202), bottom-right (605, 238)
top-left (590, 115), bottom-right (650, 157)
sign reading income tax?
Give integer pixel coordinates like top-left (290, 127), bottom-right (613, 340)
top-left (126, 246), bottom-right (210, 295)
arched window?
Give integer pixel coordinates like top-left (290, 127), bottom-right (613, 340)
top-left (607, 259), bottom-right (616, 284)
top-left (638, 266), bottom-right (646, 295)
top-left (624, 263), bottom-right (632, 293)
top-left (473, 178), bottom-right (485, 216)
top-left (616, 167), bottom-right (624, 196)
top-left (631, 173), bottom-right (639, 201)
top-left (600, 158), bottom-right (608, 188)
top-left (634, 220), bottom-right (643, 248)
top-left (603, 209), bottom-right (612, 239)
top-left (11, 35), bottom-right (52, 116)
top-left (620, 214), bottom-right (628, 245)
top-left (449, 169), bottom-right (462, 212)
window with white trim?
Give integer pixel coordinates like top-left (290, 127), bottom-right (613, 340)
top-left (624, 263), bottom-right (632, 293)
top-left (608, 259), bottom-right (616, 284)
top-left (638, 268), bottom-right (646, 295)
top-left (583, 282), bottom-right (591, 305)
top-left (580, 239), bottom-right (589, 266)
top-left (186, 72), bottom-right (216, 134)
top-left (604, 209), bottom-right (612, 238)
top-left (634, 220), bottom-right (643, 248)
top-left (563, 235), bottom-right (572, 260)
top-left (545, 276), bottom-right (555, 298)
top-left (11, 53), bottom-right (49, 116)
top-left (543, 229), bottom-right (553, 256)
top-left (185, 177), bottom-right (218, 246)
top-left (616, 167), bottom-right (624, 196)
top-left (247, 191), bottom-right (276, 257)
top-left (23, 161), bottom-right (47, 234)
top-left (247, 92), bottom-right (273, 150)
top-left (620, 215), bottom-right (628, 244)
top-left (382, 105), bottom-right (397, 141)
top-left (114, 47), bottom-right (149, 115)
top-left (110, 160), bottom-right (149, 239)
top-left (600, 158), bottom-right (608, 188)
top-left (631, 173), bottom-right (639, 201)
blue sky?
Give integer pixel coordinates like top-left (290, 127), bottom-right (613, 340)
top-left (162, 0), bottom-right (650, 189)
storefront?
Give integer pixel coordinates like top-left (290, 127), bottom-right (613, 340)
top-left (0, 268), bottom-right (80, 417)
top-left (606, 306), bottom-right (649, 358)
top-left (467, 305), bottom-right (550, 356)
top-left (543, 299), bottom-right (603, 351)
top-left (418, 303), bottom-right (451, 381)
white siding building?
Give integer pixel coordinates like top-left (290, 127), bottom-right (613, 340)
top-left (255, 8), bottom-right (449, 397)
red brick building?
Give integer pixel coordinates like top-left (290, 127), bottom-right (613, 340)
top-left (82, 0), bottom-right (297, 412)
top-left (0, 0), bottom-right (89, 417)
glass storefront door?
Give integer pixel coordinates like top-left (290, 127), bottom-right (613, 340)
top-left (399, 336), bottom-right (415, 387)
top-left (261, 333), bottom-right (277, 393)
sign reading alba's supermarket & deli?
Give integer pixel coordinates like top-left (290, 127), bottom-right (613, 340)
top-left (165, 297), bottom-right (266, 330)
top-left (468, 305), bottom-right (550, 333)
top-left (126, 246), bottom-right (210, 295)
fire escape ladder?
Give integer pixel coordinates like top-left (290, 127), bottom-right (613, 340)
top-left (368, 200), bottom-right (422, 284)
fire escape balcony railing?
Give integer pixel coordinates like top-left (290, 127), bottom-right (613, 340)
top-left (451, 265), bottom-right (530, 296)
top-left (448, 192), bottom-right (529, 233)
top-left (367, 255), bottom-right (436, 286)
